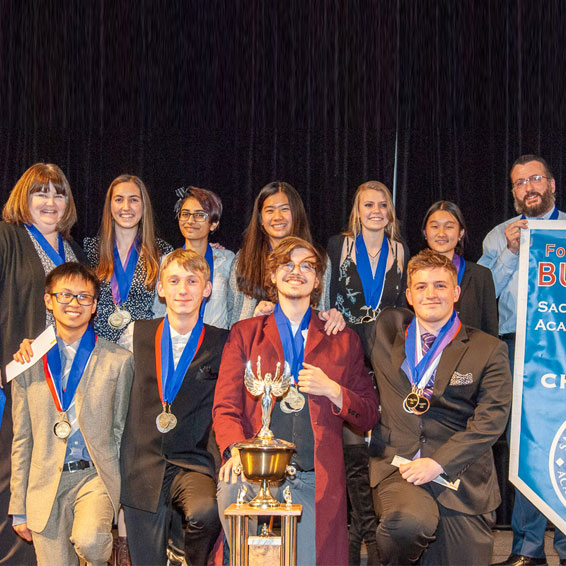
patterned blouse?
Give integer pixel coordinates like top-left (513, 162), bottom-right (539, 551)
top-left (327, 235), bottom-right (408, 325)
top-left (84, 236), bottom-right (173, 342)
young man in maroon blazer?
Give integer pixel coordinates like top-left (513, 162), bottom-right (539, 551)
top-left (213, 236), bottom-right (379, 565)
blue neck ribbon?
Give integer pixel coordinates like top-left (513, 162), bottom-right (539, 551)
top-left (45, 326), bottom-right (96, 412)
top-left (159, 314), bottom-right (204, 404)
top-left (355, 234), bottom-right (389, 309)
top-left (402, 310), bottom-right (461, 391)
top-left (273, 303), bottom-right (311, 383)
top-left (26, 224), bottom-right (66, 266)
top-left (521, 206), bottom-right (559, 220)
top-left (452, 253), bottom-right (466, 286)
top-left (111, 239), bottom-right (139, 305)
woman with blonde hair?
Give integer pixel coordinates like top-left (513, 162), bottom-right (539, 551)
top-left (84, 174), bottom-right (172, 342)
top-left (327, 180), bottom-right (408, 566)
top-left (328, 180), bottom-right (408, 324)
top-left (0, 163), bottom-right (85, 565)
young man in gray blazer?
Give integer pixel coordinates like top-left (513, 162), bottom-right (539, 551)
top-left (361, 249), bottom-right (512, 566)
top-left (9, 262), bottom-right (134, 566)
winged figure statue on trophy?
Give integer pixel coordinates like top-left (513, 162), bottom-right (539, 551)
top-left (244, 356), bottom-right (291, 440)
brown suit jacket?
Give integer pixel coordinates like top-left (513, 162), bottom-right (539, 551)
top-left (361, 307), bottom-right (512, 515)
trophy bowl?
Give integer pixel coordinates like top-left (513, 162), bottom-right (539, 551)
top-left (236, 437), bottom-right (296, 508)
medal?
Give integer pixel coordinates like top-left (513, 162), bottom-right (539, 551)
top-left (53, 415), bottom-right (72, 439)
top-left (155, 316), bottom-right (205, 433)
top-left (404, 391), bottom-right (420, 410)
top-left (156, 403), bottom-right (178, 433)
top-left (412, 395), bottom-right (430, 415)
top-left (108, 307), bottom-right (132, 330)
top-left (280, 386), bottom-right (306, 414)
top-left (43, 327), bottom-right (97, 439)
top-left (110, 239), bottom-right (139, 327)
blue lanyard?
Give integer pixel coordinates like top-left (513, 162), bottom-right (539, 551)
top-left (521, 207), bottom-right (559, 220)
top-left (158, 315), bottom-right (204, 404)
top-left (402, 311), bottom-right (461, 390)
top-left (452, 253), bottom-right (466, 286)
top-left (111, 240), bottom-right (139, 305)
top-left (26, 224), bottom-right (66, 266)
top-left (273, 304), bottom-right (311, 383)
top-left (355, 234), bottom-right (389, 309)
top-left (44, 326), bottom-right (96, 412)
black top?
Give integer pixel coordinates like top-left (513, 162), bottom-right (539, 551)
top-left (120, 318), bottom-right (228, 513)
top-left (83, 236), bottom-right (173, 342)
top-left (270, 390), bottom-right (315, 472)
top-left (454, 260), bottom-right (498, 337)
top-left (327, 234), bottom-right (408, 325)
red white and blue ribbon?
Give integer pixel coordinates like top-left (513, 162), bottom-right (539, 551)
top-left (154, 315), bottom-right (205, 405)
top-left (43, 326), bottom-right (97, 412)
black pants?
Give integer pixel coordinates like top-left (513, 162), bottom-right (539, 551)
top-left (124, 465), bottom-right (220, 566)
top-left (375, 472), bottom-right (495, 566)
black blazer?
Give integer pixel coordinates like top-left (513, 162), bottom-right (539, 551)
top-left (455, 260), bottom-right (498, 337)
top-left (361, 307), bottom-right (511, 515)
top-left (120, 318), bottom-right (228, 513)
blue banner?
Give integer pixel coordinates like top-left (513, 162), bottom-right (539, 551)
top-left (511, 221), bottom-right (566, 533)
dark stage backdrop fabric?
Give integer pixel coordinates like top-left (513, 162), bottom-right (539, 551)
top-left (1, 0), bottom-right (566, 262)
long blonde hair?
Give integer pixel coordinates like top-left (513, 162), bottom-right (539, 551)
top-left (345, 181), bottom-right (401, 241)
top-left (96, 175), bottom-right (161, 290)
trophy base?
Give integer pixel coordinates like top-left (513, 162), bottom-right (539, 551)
top-left (248, 480), bottom-right (281, 509)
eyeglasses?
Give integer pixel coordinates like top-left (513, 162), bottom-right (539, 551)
top-left (513, 175), bottom-right (550, 189)
top-left (179, 210), bottom-right (209, 222)
top-left (277, 261), bottom-right (316, 274)
top-left (32, 192), bottom-right (67, 201)
top-left (50, 292), bottom-right (95, 306)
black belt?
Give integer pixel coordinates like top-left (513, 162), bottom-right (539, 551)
top-left (62, 459), bottom-right (93, 473)
top-left (500, 333), bottom-right (516, 341)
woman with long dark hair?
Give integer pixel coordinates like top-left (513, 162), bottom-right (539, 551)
top-left (422, 200), bottom-right (497, 336)
top-left (228, 180), bottom-right (342, 332)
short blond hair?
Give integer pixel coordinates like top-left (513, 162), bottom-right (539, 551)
top-left (407, 249), bottom-right (457, 287)
top-left (160, 248), bottom-right (210, 281)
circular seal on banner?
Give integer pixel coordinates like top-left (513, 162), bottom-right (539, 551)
top-left (549, 420), bottom-right (566, 508)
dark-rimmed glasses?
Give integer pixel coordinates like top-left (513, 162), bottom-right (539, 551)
top-left (50, 292), bottom-right (95, 306)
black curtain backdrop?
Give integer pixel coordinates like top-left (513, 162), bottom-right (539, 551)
top-left (1, 0), bottom-right (566, 261)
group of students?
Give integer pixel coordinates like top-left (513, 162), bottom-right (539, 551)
top-left (0, 160), bottom-right (523, 566)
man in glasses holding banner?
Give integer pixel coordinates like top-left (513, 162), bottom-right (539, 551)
top-left (9, 262), bottom-right (134, 566)
top-left (118, 248), bottom-right (228, 566)
top-left (213, 236), bottom-right (379, 566)
top-left (360, 249), bottom-right (512, 565)
top-left (480, 155), bottom-right (566, 566)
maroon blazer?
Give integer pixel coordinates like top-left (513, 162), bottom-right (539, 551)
top-left (213, 312), bottom-right (379, 566)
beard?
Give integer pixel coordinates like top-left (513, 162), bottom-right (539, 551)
top-left (513, 184), bottom-right (555, 217)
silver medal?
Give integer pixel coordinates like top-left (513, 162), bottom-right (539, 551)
top-left (54, 417), bottom-right (72, 439)
top-left (280, 386), bottom-right (306, 414)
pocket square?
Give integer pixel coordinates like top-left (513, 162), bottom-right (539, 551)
top-left (449, 371), bottom-right (473, 386)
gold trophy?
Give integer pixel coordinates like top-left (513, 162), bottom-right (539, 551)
top-left (236, 356), bottom-right (297, 508)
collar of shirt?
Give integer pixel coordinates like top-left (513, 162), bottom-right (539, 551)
top-left (170, 325), bottom-right (193, 369)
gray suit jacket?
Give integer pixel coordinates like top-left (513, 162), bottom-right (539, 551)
top-left (9, 335), bottom-right (134, 533)
top-left (360, 307), bottom-right (512, 515)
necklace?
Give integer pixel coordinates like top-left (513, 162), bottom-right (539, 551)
top-left (368, 248), bottom-right (382, 260)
